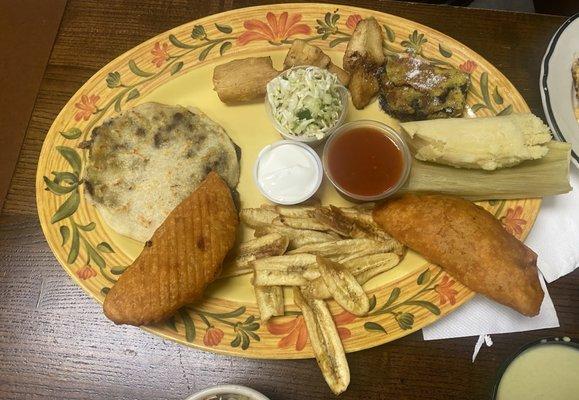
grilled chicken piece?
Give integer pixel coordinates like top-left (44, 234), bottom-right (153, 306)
top-left (343, 17), bottom-right (386, 109)
top-left (343, 17), bottom-right (385, 72)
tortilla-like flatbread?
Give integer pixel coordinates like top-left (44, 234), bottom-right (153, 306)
top-left (84, 102), bottom-right (240, 242)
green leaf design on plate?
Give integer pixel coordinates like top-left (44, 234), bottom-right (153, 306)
top-left (364, 321), bottom-right (387, 334)
top-left (480, 72), bottom-right (491, 106)
top-left (331, 12), bottom-right (340, 25)
top-left (77, 222), bottom-right (96, 231)
top-left (470, 103), bottom-right (487, 113)
top-left (100, 287), bottom-right (110, 295)
top-left (128, 60), bottom-right (155, 77)
top-left (56, 146), bottom-right (81, 176)
top-left (52, 172), bottom-right (78, 185)
top-left (395, 312), bottom-right (414, 330)
top-left (43, 176), bottom-right (77, 195)
top-left (170, 61), bottom-right (184, 75)
top-left (67, 224), bottom-right (80, 263)
top-left (240, 330), bottom-right (250, 350)
top-left (179, 310), bottom-right (196, 342)
top-left (329, 37), bottom-right (350, 48)
top-left (368, 294), bottom-right (377, 312)
top-left (60, 127), bottom-right (82, 140)
top-left (492, 86), bottom-right (504, 105)
top-left (169, 34), bottom-right (195, 49)
top-left (85, 241), bottom-right (105, 269)
top-left (497, 104), bottom-right (513, 116)
top-left (60, 225), bottom-right (70, 246)
top-left (207, 306), bottom-right (246, 319)
top-left (110, 265), bottom-right (128, 275)
top-left (383, 24), bottom-right (395, 42)
top-left (324, 12), bottom-right (332, 26)
top-left (126, 89), bottom-right (140, 102)
top-left (106, 71), bottom-right (122, 88)
top-left (219, 41), bottom-right (232, 56)
top-left (405, 300), bottom-right (441, 315)
top-left (215, 23), bottom-right (233, 34)
top-left (384, 287), bottom-right (401, 308)
top-left (198, 42), bottom-right (219, 61)
top-left (97, 242), bottom-right (114, 253)
top-left (438, 43), bottom-right (452, 58)
top-left (231, 333), bottom-right (242, 348)
top-left (416, 269), bottom-right (431, 285)
top-left (191, 25), bottom-right (207, 40)
top-left (114, 97), bottom-right (122, 112)
top-left (167, 316), bottom-right (177, 332)
top-left (51, 190), bottom-right (80, 223)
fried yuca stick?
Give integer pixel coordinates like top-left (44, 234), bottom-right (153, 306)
top-left (302, 254), bottom-right (400, 300)
top-left (316, 256), bottom-right (369, 316)
top-left (254, 285), bottom-right (284, 322)
top-left (293, 288), bottom-right (350, 395)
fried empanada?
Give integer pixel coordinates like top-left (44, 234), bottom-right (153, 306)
top-left (103, 172), bottom-right (238, 325)
top-left (372, 193), bottom-right (543, 316)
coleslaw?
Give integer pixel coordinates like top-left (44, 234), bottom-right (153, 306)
top-left (266, 66), bottom-right (345, 140)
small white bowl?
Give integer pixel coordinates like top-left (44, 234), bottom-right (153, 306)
top-left (253, 140), bottom-right (323, 205)
top-left (265, 66), bottom-right (349, 146)
top-left (185, 384), bottom-right (270, 400)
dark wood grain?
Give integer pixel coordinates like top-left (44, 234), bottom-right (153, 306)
top-left (0, 1), bottom-right (576, 399)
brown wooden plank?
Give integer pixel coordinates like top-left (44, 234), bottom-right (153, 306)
top-left (1, 0), bottom-right (565, 216)
top-left (0, 213), bottom-right (577, 399)
top-left (0, 1), bottom-right (576, 399)
top-left (0, 0), bottom-right (67, 212)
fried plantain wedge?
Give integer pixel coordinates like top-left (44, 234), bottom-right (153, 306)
top-left (303, 254), bottom-right (400, 300)
top-left (254, 285), bottom-right (285, 322)
top-left (252, 254), bottom-right (319, 286)
top-left (288, 238), bottom-right (403, 260)
top-left (254, 224), bottom-right (339, 249)
top-left (316, 256), bottom-right (369, 316)
top-left (240, 207), bottom-right (279, 228)
top-left (293, 288), bottom-right (350, 395)
top-left (219, 233), bottom-right (289, 279)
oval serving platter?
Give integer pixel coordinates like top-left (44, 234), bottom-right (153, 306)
top-left (36, 3), bottom-right (540, 359)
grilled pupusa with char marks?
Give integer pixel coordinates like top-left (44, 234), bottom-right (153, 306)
top-left (84, 102), bottom-right (240, 242)
top-left (379, 56), bottom-right (469, 121)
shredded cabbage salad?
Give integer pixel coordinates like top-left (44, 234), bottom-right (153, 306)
top-left (267, 66), bottom-right (343, 139)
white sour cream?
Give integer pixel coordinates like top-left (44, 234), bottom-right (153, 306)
top-left (496, 343), bottom-right (579, 400)
top-left (254, 141), bottom-right (322, 205)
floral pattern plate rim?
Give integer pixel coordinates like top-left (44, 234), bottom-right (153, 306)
top-left (36, 3), bottom-right (540, 359)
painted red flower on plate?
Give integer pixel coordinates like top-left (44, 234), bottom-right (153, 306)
top-left (74, 94), bottom-right (100, 122)
top-left (203, 327), bottom-right (224, 347)
top-left (151, 42), bottom-right (170, 68)
top-left (435, 275), bottom-right (458, 306)
top-left (238, 12), bottom-right (311, 45)
top-left (500, 205), bottom-right (527, 238)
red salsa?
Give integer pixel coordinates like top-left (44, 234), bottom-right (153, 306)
top-left (326, 127), bottom-right (404, 197)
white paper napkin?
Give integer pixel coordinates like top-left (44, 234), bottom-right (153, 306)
top-left (422, 165), bottom-right (579, 342)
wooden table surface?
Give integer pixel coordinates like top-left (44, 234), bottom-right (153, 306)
top-left (1, 1), bottom-right (577, 399)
